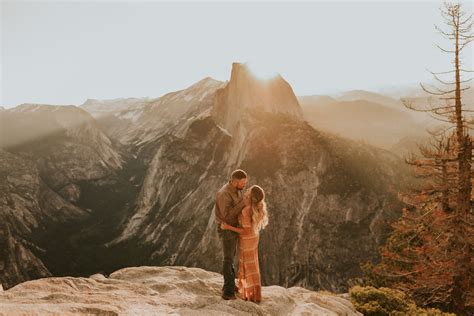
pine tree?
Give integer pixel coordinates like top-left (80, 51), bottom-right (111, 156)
top-left (366, 2), bottom-right (473, 314)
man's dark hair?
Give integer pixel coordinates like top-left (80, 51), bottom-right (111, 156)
top-left (231, 169), bottom-right (247, 180)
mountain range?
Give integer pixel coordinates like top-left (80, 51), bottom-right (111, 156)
top-left (0, 62), bottom-right (416, 294)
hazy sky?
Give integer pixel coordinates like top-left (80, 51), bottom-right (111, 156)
top-left (1, 0), bottom-right (473, 108)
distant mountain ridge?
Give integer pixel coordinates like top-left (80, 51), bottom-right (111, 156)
top-left (298, 95), bottom-right (431, 155)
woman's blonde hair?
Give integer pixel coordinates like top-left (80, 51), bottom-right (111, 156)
top-left (249, 185), bottom-right (269, 233)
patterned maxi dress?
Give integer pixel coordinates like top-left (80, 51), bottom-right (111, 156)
top-left (236, 207), bottom-right (261, 302)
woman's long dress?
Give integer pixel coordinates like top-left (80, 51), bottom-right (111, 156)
top-left (236, 208), bottom-right (261, 302)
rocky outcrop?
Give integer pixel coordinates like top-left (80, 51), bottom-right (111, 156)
top-left (0, 266), bottom-right (361, 315)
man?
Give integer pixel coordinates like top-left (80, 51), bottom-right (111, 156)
top-left (214, 169), bottom-right (248, 300)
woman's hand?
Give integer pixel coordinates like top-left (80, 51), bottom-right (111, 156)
top-left (220, 222), bottom-right (229, 230)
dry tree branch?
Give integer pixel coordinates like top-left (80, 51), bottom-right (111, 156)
top-left (435, 44), bottom-right (456, 53)
top-left (420, 82), bottom-right (457, 95)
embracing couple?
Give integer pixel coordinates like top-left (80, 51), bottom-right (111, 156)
top-left (214, 169), bottom-right (269, 303)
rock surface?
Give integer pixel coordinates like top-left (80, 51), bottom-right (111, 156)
top-left (212, 62), bottom-right (302, 134)
top-left (0, 266), bottom-right (362, 316)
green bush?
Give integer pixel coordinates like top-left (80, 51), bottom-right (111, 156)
top-left (349, 286), bottom-right (454, 316)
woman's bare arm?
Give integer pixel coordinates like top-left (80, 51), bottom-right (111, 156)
top-left (224, 224), bottom-right (245, 234)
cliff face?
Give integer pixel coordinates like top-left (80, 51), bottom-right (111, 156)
top-left (1, 63), bottom-right (413, 293)
top-left (0, 222), bottom-right (51, 289)
top-left (0, 105), bottom-right (124, 288)
top-left (0, 266), bottom-right (362, 316)
top-left (212, 62), bottom-right (303, 134)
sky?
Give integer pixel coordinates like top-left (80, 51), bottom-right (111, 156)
top-left (1, 0), bottom-right (473, 108)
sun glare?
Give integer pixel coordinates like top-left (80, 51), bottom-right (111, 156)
top-left (247, 62), bottom-right (278, 81)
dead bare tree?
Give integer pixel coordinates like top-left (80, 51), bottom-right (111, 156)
top-left (397, 2), bottom-right (473, 314)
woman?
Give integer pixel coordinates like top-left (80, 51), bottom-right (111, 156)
top-left (220, 185), bottom-right (269, 303)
